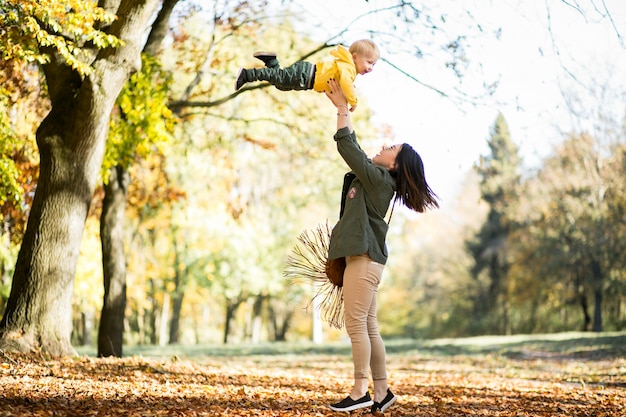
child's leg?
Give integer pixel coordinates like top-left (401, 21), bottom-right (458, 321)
top-left (245, 61), bottom-right (314, 91)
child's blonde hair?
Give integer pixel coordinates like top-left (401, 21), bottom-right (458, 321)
top-left (349, 39), bottom-right (380, 60)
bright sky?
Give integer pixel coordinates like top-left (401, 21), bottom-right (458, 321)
top-left (294, 0), bottom-right (626, 202)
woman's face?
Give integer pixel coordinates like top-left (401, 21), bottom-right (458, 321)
top-left (373, 144), bottom-right (402, 170)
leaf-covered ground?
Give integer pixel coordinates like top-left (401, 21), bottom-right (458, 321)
top-left (1, 332), bottom-right (625, 416)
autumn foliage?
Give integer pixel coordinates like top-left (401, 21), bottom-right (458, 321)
top-left (1, 333), bottom-right (624, 416)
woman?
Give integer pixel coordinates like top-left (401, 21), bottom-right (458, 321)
top-left (325, 79), bottom-right (439, 413)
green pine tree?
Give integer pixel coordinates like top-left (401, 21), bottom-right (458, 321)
top-left (466, 113), bottom-right (522, 335)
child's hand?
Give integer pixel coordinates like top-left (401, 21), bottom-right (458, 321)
top-left (349, 104), bottom-right (357, 112)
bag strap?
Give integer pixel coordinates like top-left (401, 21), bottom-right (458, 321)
top-left (386, 197), bottom-right (397, 225)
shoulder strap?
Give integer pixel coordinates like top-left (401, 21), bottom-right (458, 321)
top-left (386, 197), bottom-right (397, 225)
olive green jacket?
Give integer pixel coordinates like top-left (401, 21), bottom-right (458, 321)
top-left (328, 127), bottom-right (396, 265)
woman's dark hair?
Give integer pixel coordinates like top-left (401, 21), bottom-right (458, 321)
top-left (392, 143), bottom-right (439, 212)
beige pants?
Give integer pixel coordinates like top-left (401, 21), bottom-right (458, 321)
top-left (343, 254), bottom-right (387, 380)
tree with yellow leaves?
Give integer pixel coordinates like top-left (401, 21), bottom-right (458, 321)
top-left (0, 0), bottom-right (162, 356)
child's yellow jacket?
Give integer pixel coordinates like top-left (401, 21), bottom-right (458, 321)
top-left (312, 45), bottom-right (358, 107)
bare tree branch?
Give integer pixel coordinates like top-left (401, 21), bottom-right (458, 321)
top-left (380, 56), bottom-right (446, 98)
top-left (600, 0), bottom-right (625, 48)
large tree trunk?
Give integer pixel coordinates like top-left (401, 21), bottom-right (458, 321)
top-left (98, 165), bottom-right (130, 357)
top-left (0, 0), bottom-right (162, 356)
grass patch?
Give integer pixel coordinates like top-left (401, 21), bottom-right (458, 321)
top-left (75, 330), bottom-right (626, 359)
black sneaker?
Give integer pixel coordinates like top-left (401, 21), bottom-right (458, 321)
top-left (235, 68), bottom-right (247, 91)
top-left (253, 51), bottom-right (278, 68)
top-left (329, 392), bottom-right (373, 412)
top-left (370, 389), bottom-right (396, 413)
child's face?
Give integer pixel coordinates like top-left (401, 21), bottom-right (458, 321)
top-left (353, 52), bottom-right (377, 75)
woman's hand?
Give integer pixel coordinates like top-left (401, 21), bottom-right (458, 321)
top-left (325, 78), bottom-right (349, 109)
top-left (326, 78), bottom-right (353, 132)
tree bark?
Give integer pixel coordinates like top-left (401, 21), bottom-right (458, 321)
top-left (592, 289), bottom-right (603, 332)
top-left (169, 292), bottom-right (183, 344)
top-left (168, 236), bottom-right (186, 344)
top-left (168, 263), bottom-right (184, 344)
top-left (591, 258), bottom-right (604, 332)
top-left (580, 291), bottom-right (591, 331)
top-left (98, 165), bottom-right (130, 357)
top-left (267, 300), bottom-right (292, 342)
top-left (251, 294), bottom-right (266, 343)
top-left (159, 291), bottom-right (170, 346)
top-left (223, 297), bottom-right (243, 344)
top-left (149, 278), bottom-right (159, 345)
top-left (80, 310), bottom-right (95, 345)
top-left (0, 0), bottom-right (162, 356)
top-left (144, 0), bottom-right (180, 56)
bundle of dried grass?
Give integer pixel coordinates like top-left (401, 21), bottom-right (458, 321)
top-left (284, 222), bottom-right (344, 329)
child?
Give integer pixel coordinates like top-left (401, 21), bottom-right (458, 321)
top-left (234, 39), bottom-right (379, 112)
